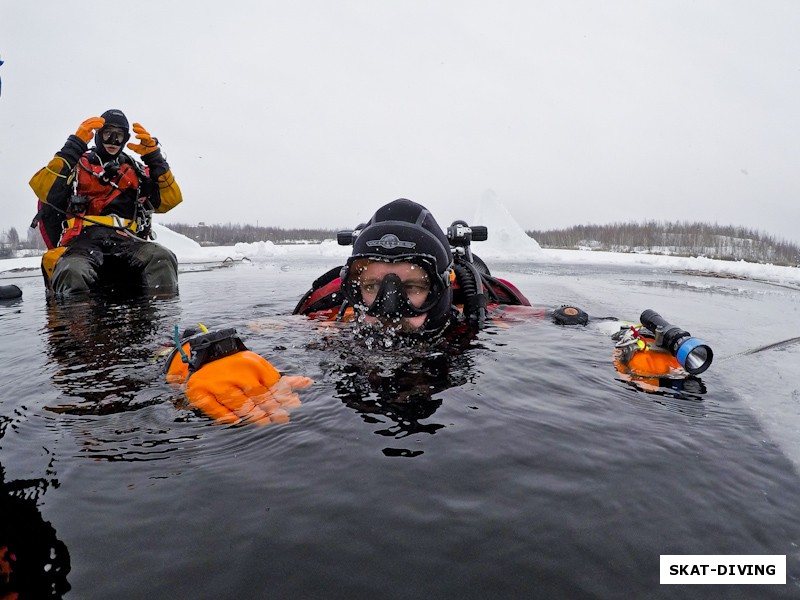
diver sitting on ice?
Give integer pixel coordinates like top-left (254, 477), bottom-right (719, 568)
top-left (29, 109), bottom-right (183, 297)
top-left (164, 199), bottom-right (713, 425)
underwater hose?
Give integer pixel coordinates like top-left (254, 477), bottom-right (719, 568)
top-left (640, 309), bottom-right (713, 375)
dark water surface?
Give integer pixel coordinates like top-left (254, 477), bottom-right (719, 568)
top-left (1, 257), bottom-right (799, 599)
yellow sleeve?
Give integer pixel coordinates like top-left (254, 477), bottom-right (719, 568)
top-left (154, 169), bottom-right (183, 214)
top-left (29, 156), bottom-right (74, 203)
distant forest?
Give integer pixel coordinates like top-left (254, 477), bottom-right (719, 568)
top-left (162, 222), bottom-right (340, 245)
top-left (160, 220), bottom-right (799, 265)
top-left (526, 221), bottom-right (800, 266)
top-left (5, 221), bottom-right (797, 266)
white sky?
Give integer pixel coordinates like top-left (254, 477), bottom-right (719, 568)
top-left (2, 1), bottom-right (799, 244)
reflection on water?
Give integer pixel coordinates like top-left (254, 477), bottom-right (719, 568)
top-left (615, 375), bottom-right (709, 419)
top-left (38, 293), bottom-right (200, 467)
top-left (615, 369), bottom-right (707, 398)
top-left (315, 328), bottom-right (480, 455)
top-left (0, 417), bottom-right (71, 598)
top-left (43, 294), bottom-right (180, 414)
top-left (1, 264), bottom-right (799, 599)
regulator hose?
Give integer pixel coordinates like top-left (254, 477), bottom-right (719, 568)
top-left (454, 259), bottom-right (487, 328)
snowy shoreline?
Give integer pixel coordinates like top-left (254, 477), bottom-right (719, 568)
top-left (2, 222), bottom-right (799, 287)
top-left (4, 193), bottom-right (800, 288)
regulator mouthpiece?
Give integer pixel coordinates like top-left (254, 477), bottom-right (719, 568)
top-left (640, 309), bottom-right (714, 375)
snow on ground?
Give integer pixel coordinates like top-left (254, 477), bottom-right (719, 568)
top-left (2, 203), bottom-right (799, 286)
top-left (151, 221), bottom-right (351, 263)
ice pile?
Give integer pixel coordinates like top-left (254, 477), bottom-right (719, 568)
top-left (469, 190), bottom-right (543, 260)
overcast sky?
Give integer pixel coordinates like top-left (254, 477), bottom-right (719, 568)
top-left (2, 1), bottom-right (799, 244)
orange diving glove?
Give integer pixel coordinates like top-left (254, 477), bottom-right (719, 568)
top-left (613, 326), bottom-right (683, 378)
top-left (165, 328), bottom-right (312, 425)
top-left (616, 348), bottom-right (681, 377)
top-left (126, 122), bottom-right (159, 155)
top-left (75, 116), bottom-right (105, 143)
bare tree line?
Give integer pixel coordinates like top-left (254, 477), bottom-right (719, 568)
top-left (3, 220), bottom-right (799, 266)
top-left (0, 222), bottom-right (340, 257)
top-left (527, 220), bottom-right (800, 265)
top-left (162, 222), bottom-right (340, 245)
top-left (0, 226), bottom-right (46, 257)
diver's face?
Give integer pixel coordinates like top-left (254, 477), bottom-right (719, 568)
top-left (100, 127), bottom-right (126, 156)
top-left (356, 261), bottom-right (431, 330)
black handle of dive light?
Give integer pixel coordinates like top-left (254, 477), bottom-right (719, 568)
top-left (337, 230), bottom-right (354, 246)
top-left (640, 309), bottom-right (692, 354)
top-left (470, 226), bottom-right (488, 242)
top-left (447, 222), bottom-right (489, 246)
top-left (337, 223), bottom-right (367, 246)
top-left (640, 309), bottom-right (713, 375)
top-left (640, 309), bottom-right (673, 337)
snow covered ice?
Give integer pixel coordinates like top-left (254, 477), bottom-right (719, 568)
top-left (3, 195), bottom-right (800, 287)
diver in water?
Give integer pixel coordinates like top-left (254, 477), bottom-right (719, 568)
top-left (291, 197), bottom-right (550, 337)
top-left (29, 109), bottom-right (183, 297)
top-left (164, 199), bottom-right (712, 425)
top-left (164, 199), bottom-right (585, 424)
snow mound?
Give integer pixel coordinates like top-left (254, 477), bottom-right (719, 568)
top-left (152, 223), bottom-right (352, 263)
top-left (316, 239), bottom-right (353, 258)
top-left (470, 190), bottom-right (542, 259)
top-left (151, 222), bottom-right (200, 251)
top-left (233, 240), bottom-right (288, 260)
top-left (232, 239), bottom-right (350, 261)
top-left (151, 222), bottom-right (232, 262)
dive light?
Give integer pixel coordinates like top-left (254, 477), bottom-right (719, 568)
top-left (337, 220), bottom-right (490, 248)
top-left (640, 309), bottom-right (713, 375)
top-left (337, 223), bottom-right (367, 246)
top-left (446, 221), bottom-right (488, 263)
top-left (446, 221), bottom-right (488, 246)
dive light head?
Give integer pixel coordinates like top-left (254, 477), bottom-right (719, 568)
top-left (640, 309), bottom-right (713, 375)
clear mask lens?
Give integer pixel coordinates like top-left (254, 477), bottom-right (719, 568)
top-left (345, 258), bottom-right (441, 318)
top-left (101, 128), bottom-right (125, 145)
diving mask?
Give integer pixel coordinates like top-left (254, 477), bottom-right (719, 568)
top-left (101, 127), bottom-right (126, 146)
top-left (343, 257), bottom-right (446, 319)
